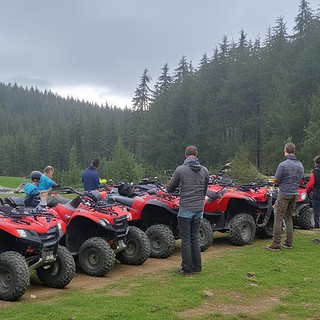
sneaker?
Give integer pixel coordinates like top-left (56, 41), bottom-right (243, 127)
top-left (175, 269), bottom-right (193, 276)
top-left (266, 244), bottom-right (281, 251)
top-left (282, 243), bottom-right (292, 249)
top-left (312, 238), bottom-right (320, 244)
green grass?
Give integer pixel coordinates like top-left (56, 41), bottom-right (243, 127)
top-left (1, 230), bottom-right (320, 319)
top-left (0, 176), bottom-right (25, 189)
top-left (0, 176), bottom-right (26, 198)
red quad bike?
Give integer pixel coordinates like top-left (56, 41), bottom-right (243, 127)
top-left (242, 182), bottom-right (314, 230)
top-left (105, 179), bottom-right (213, 259)
top-left (266, 185), bottom-right (314, 230)
top-left (203, 181), bottom-right (275, 246)
top-left (0, 197), bottom-right (75, 301)
top-left (292, 186), bottom-right (314, 230)
top-left (46, 188), bottom-right (150, 277)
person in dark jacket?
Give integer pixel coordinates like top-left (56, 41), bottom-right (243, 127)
top-left (82, 157), bottom-right (101, 191)
top-left (267, 142), bottom-right (304, 250)
top-left (306, 155), bottom-right (320, 237)
top-left (167, 146), bottom-right (209, 275)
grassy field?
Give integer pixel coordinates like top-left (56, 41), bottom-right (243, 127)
top-left (0, 230), bottom-right (320, 319)
top-left (0, 176), bottom-right (25, 189)
top-left (0, 176), bottom-right (25, 198)
top-left (0, 176), bottom-right (319, 319)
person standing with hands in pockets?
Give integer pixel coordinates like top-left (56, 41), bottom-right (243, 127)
top-left (167, 146), bottom-right (209, 276)
top-left (267, 142), bottom-right (304, 251)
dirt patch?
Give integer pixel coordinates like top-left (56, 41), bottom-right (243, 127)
top-left (176, 292), bottom-right (283, 318)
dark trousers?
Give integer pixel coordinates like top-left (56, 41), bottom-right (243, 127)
top-left (313, 200), bottom-right (320, 228)
top-left (178, 216), bottom-right (202, 273)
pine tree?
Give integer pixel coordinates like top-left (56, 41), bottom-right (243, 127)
top-left (132, 68), bottom-right (153, 111)
top-left (173, 56), bottom-right (190, 83)
top-left (154, 63), bottom-right (173, 97)
top-left (293, 0), bottom-right (314, 39)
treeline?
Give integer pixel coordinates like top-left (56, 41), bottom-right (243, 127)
top-left (0, 0), bottom-right (320, 182)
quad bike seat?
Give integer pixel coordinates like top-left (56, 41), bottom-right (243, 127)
top-left (47, 194), bottom-right (70, 207)
top-left (3, 197), bottom-right (25, 207)
top-left (205, 190), bottom-right (220, 203)
top-left (109, 195), bottom-right (135, 207)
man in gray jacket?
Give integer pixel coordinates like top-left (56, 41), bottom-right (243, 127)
top-left (167, 146), bottom-right (209, 275)
top-left (267, 142), bottom-right (304, 250)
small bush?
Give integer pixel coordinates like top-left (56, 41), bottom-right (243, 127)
top-left (228, 146), bottom-right (268, 184)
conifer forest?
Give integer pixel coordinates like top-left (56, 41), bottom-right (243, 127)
top-left (1, 1), bottom-right (320, 183)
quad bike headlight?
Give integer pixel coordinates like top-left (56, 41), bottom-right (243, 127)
top-left (300, 192), bottom-right (307, 201)
top-left (57, 223), bottom-right (63, 238)
top-left (98, 218), bottom-right (110, 227)
top-left (17, 229), bottom-right (28, 238)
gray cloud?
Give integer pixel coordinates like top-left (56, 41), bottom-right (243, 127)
top-left (0, 0), bottom-right (319, 107)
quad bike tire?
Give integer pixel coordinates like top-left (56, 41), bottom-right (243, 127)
top-left (199, 218), bottom-right (213, 252)
top-left (116, 226), bottom-right (151, 265)
top-left (229, 213), bottom-right (256, 246)
top-left (78, 237), bottom-right (115, 277)
top-left (145, 224), bottom-right (176, 259)
top-left (257, 210), bottom-right (274, 239)
top-left (0, 251), bottom-right (30, 301)
top-left (36, 245), bottom-right (76, 289)
top-left (293, 205), bottom-right (314, 230)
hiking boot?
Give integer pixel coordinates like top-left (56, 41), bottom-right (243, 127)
top-left (192, 269), bottom-right (201, 273)
top-left (282, 243), bottom-right (293, 249)
top-left (175, 269), bottom-right (193, 276)
top-left (266, 244), bottom-right (281, 251)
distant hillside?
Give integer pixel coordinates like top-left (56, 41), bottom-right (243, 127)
top-left (1, 1), bottom-right (320, 177)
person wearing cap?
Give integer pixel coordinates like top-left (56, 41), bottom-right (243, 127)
top-left (24, 171), bottom-right (42, 207)
top-left (82, 157), bottom-right (101, 191)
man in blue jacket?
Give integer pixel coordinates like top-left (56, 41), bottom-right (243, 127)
top-left (167, 146), bottom-right (209, 276)
top-left (82, 158), bottom-right (101, 191)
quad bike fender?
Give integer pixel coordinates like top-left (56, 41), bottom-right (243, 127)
top-left (67, 209), bottom-right (123, 230)
top-left (256, 193), bottom-right (274, 229)
top-left (218, 192), bottom-right (258, 212)
top-left (139, 200), bottom-right (178, 227)
top-left (145, 199), bottom-right (177, 215)
top-left (0, 219), bottom-right (64, 249)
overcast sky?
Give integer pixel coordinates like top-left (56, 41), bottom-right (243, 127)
top-left (1, 0), bottom-right (319, 108)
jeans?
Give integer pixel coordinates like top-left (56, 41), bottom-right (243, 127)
top-left (313, 200), bottom-right (320, 228)
top-left (178, 209), bottom-right (203, 273)
top-left (273, 194), bottom-right (298, 245)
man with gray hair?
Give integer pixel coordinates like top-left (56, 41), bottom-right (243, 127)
top-left (267, 142), bottom-right (304, 250)
top-left (167, 146), bottom-right (209, 275)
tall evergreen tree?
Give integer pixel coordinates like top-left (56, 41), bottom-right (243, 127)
top-left (293, 0), bottom-right (314, 38)
top-left (153, 63), bottom-right (173, 97)
top-left (132, 68), bottom-right (153, 111)
top-left (173, 56), bottom-right (190, 83)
